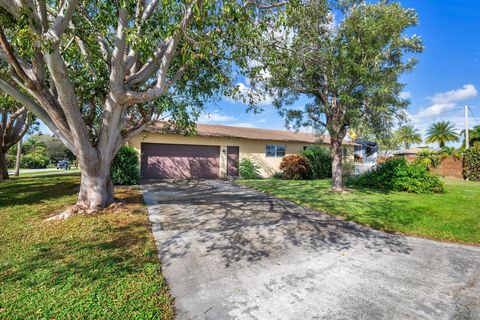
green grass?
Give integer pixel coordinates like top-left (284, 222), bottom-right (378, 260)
top-left (238, 178), bottom-right (480, 244)
top-left (0, 174), bottom-right (174, 319)
top-left (9, 168), bottom-right (81, 177)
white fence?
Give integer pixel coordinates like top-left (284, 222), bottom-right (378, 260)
top-left (354, 163), bottom-right (376, 176)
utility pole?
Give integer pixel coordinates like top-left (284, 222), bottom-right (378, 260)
top-left (465, 105), bottom-right (469, 150)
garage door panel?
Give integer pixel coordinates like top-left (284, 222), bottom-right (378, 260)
top-left (141, 143), bottom-right (220, 179)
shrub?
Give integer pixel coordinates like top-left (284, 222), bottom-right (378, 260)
top-left (463, 147), bottom-right (480, 181)
top-left (5, 154), bottom-right (16, 169)
top-left (271, 171), bottom-right (284, 179)
top-left (301, 146), bottom-right (332, 179)
top-left (20, 153), bottom-right (50, 169)
top-left (111, 146), bottom-right (139, 185)
top-left (238, 158), bottom-right (261, 179)
top-left (353, 157), bottom-right (444, 194)
top-left (280, 155), bottom-right (310, 180)
top-left (414, 150), bottom-right (442, 169)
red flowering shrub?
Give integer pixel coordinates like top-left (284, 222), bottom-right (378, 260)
top-left (280, 155), bottom-right (311, 180)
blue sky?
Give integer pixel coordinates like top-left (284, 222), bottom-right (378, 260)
top-left (39, 1), bottom-right (480, 147)
top-left (198, 0), bottom-right (480, 146)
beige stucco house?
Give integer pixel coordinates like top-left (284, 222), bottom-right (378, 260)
top-left (128, 122), bottom-right (355, 179)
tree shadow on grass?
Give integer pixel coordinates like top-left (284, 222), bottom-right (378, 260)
top-left (142, 180), bottom-right (413, 269)
top-left (0, 218), bottom-right (155, 286)
top-left (0, 174), bottom-right (80, 208)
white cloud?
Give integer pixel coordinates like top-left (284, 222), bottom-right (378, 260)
top-left (405, 84), bottom-right (477, 148)
top-left (410, 84), bottom-right (477, 121)
top-left (399, 91), bottom-right (411, 99)
top-left (230, 122), bottom-right (255, 128)
top-left (198, 113), bottom-right (235, 123)
top-left (413, 103), bottom-right (456, 120)
top-left (430, 84), bottom-right (477, 105)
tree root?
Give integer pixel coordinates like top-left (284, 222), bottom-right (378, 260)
top-left (44, 201), bottom-right (125, 222)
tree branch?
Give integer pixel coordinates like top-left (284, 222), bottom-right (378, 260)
top-left (122, 0), bottom-right (201, 104)
top-left (0, 77), bottom-right (75, 151)
top-left (45, 0), bottom-right (78, 42)
top-left (0, 28), bottom-right (35, 88)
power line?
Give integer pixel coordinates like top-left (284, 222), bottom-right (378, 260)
top-left (468, 106), bottom-right (480, 126)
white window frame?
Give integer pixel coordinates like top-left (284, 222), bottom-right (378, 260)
top-left (266, 144), bottom-right (286, 157)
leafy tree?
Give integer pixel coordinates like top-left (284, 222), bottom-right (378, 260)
top-left (247, 0), bottom-right (422, 190)
top-left (414, 149), bottom-right (442, 169)
top-left (32, 134), bottom-right (73, 163)
top-left (426, 120), bottom-right (460, 148)
top-left (0, 93), bottom-right (34, 180)
top-left (0, 0), bottom-right (279, 214)
top-left (439, 146), bottom-right (462, 158)
top-left (461, 125), bottom-right (480, 149)
top-left (23, 137), bottom-right (47, 155)
top-left (396, 125), bottom-right (422, 149)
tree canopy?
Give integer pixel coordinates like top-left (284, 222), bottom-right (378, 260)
top-left (396, 124), bottom-right (422, 149)
top-left (246, 0), bottom-right (423, 189)
top-left (0, 0), bottom-right (283, 212)
top-left (426, 120), bottom-right (460, 148)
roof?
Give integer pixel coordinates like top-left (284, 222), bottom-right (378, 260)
top-left (392, 147), bottom-right (430, 155)
top-left (145, 122), bottom-right (356, 145)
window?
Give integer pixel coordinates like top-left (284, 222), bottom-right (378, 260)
top-left (266, 144), bottom-right (286, 157)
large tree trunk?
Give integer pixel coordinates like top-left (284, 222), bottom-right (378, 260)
top-left (15, 140), bottom-right (22, 177)
top-left (0, 151), bottom-right (9, 181)
top-left (331, 138), bottom-right (343, 191)
top-left (76, 158), bottom-right (115, 211)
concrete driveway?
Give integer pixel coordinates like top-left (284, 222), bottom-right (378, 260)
top-left (142, 180), bottom-right (480, 320)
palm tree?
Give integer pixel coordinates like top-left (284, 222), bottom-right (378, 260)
top-left (23, 138), bottom-right (47, 155)
top-left (426, 121), bottom-right (460, 148)
top-left (396, 125), bottom-right (422, 149)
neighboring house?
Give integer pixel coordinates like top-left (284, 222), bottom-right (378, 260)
top-left (392, 147), bottom-right (430, 161)
top-left (354, 140), bottom-right (378, 164)
top-left (127, 122), bottom-right (355, 179)
top-left (353, 140), bottom-right (378, 175)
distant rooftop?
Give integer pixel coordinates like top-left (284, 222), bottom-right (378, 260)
top-left (392, 147), bottom-right (430, 155)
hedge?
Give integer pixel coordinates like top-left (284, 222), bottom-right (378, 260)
top-left (463, 148), bottom-right (480, 181)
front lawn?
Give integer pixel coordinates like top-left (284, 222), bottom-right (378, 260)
top-left (0, 174), bottom-right (173, 319)
top-left (239, 179), bottom-right (480, 244)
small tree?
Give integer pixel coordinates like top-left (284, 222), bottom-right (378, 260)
top-left (0, 93), bottom-right (34, 180)
top-left (426, 121), bottom-right (459, 148)
top-left (396, 125), bottom-right (422, 149)
top-left (462, 125), bottom-right (480, 149)
top-left (248, 0), bottom-right (422, 190)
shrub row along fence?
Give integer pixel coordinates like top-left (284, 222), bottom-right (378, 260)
top-left (463, 148), bottom-right (480, 181)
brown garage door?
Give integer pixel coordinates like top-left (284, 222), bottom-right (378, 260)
top-left (141, 143), bottom-right (220, 179)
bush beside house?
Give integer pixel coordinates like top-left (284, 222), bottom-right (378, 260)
top-left (301, 146), bottom-right (332, 179)
top-left (239, 158), bottom-right (261, 179)
top-left (280, 155), bottom-right (311, 180)
top-left (111, 146), bottom-right (140, 185)
top-left (463, 148), bottom-right (480, 181)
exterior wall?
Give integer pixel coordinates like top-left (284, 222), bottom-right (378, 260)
top-left (431, 156), bottom-right (464, 179)
top-left (128, 132), bottom-right (354, 178)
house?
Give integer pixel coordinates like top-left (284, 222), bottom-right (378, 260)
top-left (392, 147), bottom-right (430, 161)
top-left (354, 140), bottom-right (378, 164)
top-left (353, 140), bottom-right (378, 175)
top-left (127, 122), bottom-right (355, 179)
